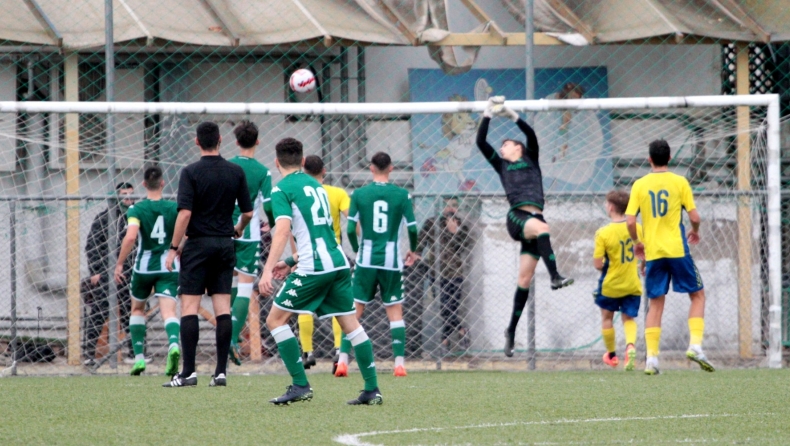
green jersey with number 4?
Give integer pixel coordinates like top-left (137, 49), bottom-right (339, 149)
top-left (347, 182), bottom-right (418, 271)
top-left (126, 199), bottom-right (179, 273)
top-left (229, 156), bottom-right (272, 242)
top-left (271, 171), bottom-right (349, 274)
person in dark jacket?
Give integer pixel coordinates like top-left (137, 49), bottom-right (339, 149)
top-left (83, 182), bottom-right (136, 366)
top-left (418, 197), bottom-right (474, 353)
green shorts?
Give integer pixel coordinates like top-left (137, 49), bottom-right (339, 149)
top-left (234, 240), bottom-right (260, 277)
top-left (273, 268), bottom-right (356, 319)
top-left (130, 272), bottom-right (179, 301)
top-left (352, 265), bottom-right (404, 306)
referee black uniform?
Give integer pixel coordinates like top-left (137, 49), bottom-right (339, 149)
top-left (177, 157), bottom-right (252, 297)
top-left (169, 121), bottom-right (252, 386)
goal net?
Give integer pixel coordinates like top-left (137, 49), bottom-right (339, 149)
top-left (0, 95), bottom-right (781, 376)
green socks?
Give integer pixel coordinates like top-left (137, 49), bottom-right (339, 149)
top-left (271, 325), bottom-right (309, 387)
top-left (347, 327), bottom-right (378, 391)
top-left (164, 317), bottom-right (180, 350)
top-left (390, 320), bottom-right (406, 359)
top-left (129, 315), bottom-right (146, 359)
top-left (231, 282), bottom-right (252, 344)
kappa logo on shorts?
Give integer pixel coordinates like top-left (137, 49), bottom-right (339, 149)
top-left (163, 289), bottom-right (171, 295)
top-left (241, 267), bottom-right (248, 272)
top-left (390, 296), bottom-right (397, 302)
top-left (293, 279), bottom-right (303, 287)
top-left (286, 289), bottom-right (298, 297)
top-left (281, 299), bottom-right (294, 307)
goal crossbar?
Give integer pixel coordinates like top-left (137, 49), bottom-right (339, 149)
top-left (0, 94), bottom-right (779, 115)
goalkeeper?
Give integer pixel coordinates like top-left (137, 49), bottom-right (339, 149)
top-left (114, 166), bottom-right (181, 377)
top-left (476, 97), bottom-right (574, 358)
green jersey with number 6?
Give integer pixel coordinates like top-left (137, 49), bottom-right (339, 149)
top-left (126, 199), bottom-right (179, 273)
top-left (229, 156), bottom-right (272, 242)
top-left (347, 182), bottom-right (417, 271)
top-left (271, 171), bottom-right (349, 274)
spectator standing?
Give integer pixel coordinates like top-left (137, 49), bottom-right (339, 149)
top-left (83, 182), bottom-right (136, 366)
top-left (418, 197), bottom-right (474, 353)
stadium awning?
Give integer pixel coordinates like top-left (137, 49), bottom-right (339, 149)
top-left (4, 0), bottom-right (790, 75)
top-left (2, 0), bottom-right (410, 48)
top-left (9, 1), bottom-right (790, 50)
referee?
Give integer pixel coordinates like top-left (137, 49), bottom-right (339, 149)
top-left (164, 121), bottom-right (253, 387)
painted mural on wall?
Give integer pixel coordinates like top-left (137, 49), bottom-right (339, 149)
top-left (409, 68), bottom-right (612, 194)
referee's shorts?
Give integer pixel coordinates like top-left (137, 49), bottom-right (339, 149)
top-left (179, 236), bottom-right (236, 296)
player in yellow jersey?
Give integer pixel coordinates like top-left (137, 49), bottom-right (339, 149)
top-left (296, 155), bottom-right (349, 371)
top-left (625, 139), bottom-right (714, 375)
top-left (593, 190), bottom-right (643, 371)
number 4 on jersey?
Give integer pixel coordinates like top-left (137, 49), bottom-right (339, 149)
top-left (151, 215), bottom-right (167, 244)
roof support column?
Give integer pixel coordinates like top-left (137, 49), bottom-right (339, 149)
top-left (736, 42), bottom-right (753, 359)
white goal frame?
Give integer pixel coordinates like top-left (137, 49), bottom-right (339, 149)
top-left (0, 94), bottom-right (781, 369)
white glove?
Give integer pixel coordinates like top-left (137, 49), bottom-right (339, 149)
top-left (483, 97), bottom-right (498, 118)
top-left (499, 105), bottom-right (519, 122)
top-left (489, 96), bottom-right (505, 117)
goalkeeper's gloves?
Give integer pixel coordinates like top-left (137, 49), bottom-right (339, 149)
top-left (484, 96), bottom-right (505, 118)
top-left (498, 105), bottom-right (520, 122)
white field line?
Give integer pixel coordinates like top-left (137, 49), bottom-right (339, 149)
top-left (333, 413), bottom-right (757, 446)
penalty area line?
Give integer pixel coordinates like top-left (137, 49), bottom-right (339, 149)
top-left (332, 413), bottom-right (757, 446)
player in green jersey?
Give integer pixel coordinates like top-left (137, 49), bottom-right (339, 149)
top-left (335, 152), bottom-right (419, 378)
top-left (259, 137), bottom-right (382, 406)
top-left (227, 120), bottom-right (274, 365)
top-left (115, 166), bottom-right (181, 377)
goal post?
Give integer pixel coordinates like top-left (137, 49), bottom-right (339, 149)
top-left (0, 94), bottom-right (781, 375)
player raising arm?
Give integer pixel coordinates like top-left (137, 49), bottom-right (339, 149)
top-left (259, 138), bottom-right (382, 406)
top-left (593, 190), bottom-right (643, 371)
top-left (625, 139), bottom-right (713, 375)
top-left (115, 166), bottom-right (181, 377)
top-left (476, 96), bottom-right (574, 358)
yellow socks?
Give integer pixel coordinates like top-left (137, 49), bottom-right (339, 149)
top-left (623, 319), bottom-right (637, 346)
top-left (297, 314), bottom-right (314, 353)
top-left (688, 317), bottom-right (705, 346)
top-left (602, 328), bottom-right (616, 353)
top-left (645, 327), bottom-right (661, 358)
top-left (332, 317), bottom-right (342, 349)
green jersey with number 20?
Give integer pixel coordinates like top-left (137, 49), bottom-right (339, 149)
top-left (126, 199), bottom-right (179, 273)
top-left (271, 171), bottom-right (349, 274)
top-left (229, 156), bottom-right (272, 242)
top-left (348, 182), bottom-right (417, 271)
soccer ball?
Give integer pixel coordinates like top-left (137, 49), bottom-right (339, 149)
top-left (289, 69), bottom-right (316, 93)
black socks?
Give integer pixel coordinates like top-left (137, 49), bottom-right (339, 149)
top-left (214, 314), bottom-right (232, 377)
top-left (180, 315), bottom-right (199, 377)
top-left (536, 233), bottom-right (560, 279)
top-left (507, 287), bottom-right (530, 334)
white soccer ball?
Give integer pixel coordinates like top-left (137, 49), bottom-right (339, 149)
top-left (290, 69), bottom-right (316, 93)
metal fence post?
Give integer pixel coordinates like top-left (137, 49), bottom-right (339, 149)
top-left (10, 201), bottom-right (17, 376)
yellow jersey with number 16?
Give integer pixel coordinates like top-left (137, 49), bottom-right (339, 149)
top-left (625, 172), bottom-right (696, 261)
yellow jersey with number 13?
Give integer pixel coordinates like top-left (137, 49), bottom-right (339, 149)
top-left (625, 172), bottom-right (696, 261)
top-left (594, 221), bottom-right (643, 298)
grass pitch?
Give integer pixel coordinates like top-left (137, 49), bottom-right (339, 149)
top-left (1, 369), bottom-right (788, 445)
